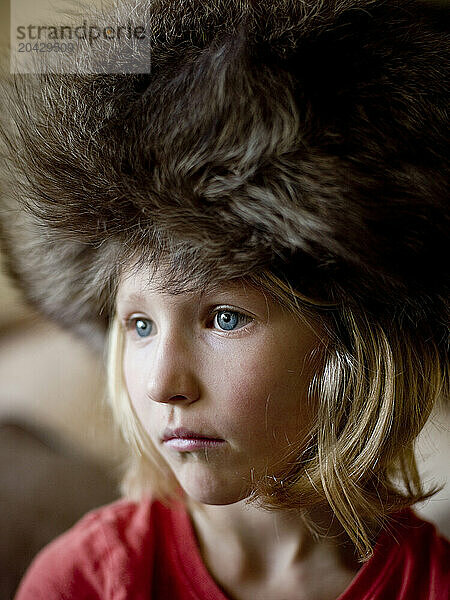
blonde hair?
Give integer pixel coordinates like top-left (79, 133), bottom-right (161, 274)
top-left (107, 269), bottom-right (447, 560)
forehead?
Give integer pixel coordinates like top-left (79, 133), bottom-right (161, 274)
top-left (116, 260), bottom-right (267, 305)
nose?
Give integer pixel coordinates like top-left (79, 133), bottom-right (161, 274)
top-left (145, 330), bottom-right (201, 406)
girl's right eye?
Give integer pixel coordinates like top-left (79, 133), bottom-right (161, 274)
top-left (127, 317), bottom-right (153, 338)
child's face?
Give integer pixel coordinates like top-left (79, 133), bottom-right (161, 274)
top-left (116, 266), bottom-right (322, 505)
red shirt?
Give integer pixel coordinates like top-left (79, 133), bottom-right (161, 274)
top-left (15, 498), bottom-right (449, 600)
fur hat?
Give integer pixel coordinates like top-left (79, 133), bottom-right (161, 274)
top-left (0, 0), bottom-right (448, 351)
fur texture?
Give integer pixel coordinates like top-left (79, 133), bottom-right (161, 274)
top-left (0, 0), bottom-right (448, 349)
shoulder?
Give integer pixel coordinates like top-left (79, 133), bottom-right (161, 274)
top-left (393, 510), bottom-right (449, 598)
top-left (343, 509), bottom-right (449, 600)
top-left (14, 497), bottom-right (169, 600)
top-left (387, 509), bottom-right (449, 572)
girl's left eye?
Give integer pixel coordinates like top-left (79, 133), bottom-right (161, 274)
top-left (211, 309), bottom-right (252, 332)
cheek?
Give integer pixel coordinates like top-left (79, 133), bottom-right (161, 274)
top-left (123, 345), bottom-right (148, 414)
top-left (219, 345), bottom-right (306, 433)
top-left (227, 335), bottom-right (318, 441)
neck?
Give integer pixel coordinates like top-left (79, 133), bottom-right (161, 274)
top-left (186, 497), bottom-right (361, 598)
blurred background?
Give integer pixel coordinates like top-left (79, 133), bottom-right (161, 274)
top-left (1, 3), bottom-right (124, 597)
top-left (0, 0), bottom-right (449, 599)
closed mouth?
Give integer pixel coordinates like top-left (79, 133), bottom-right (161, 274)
top-left (161, 427), bottom-right (226, 451)
top-left (162, 427), bottom-right (224, 442)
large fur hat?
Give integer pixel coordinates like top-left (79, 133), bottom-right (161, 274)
top-left (0, 0), bottom-right (448, 350)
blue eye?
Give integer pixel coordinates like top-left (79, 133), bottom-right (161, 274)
top-left (213, 310), bottom-right (250, 332)
top-left (134, 318), bottom-right (152, 337)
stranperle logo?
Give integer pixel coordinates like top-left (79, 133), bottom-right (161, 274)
top-left (11, 1), bottom-right (152, 75)
top-left (16, 20), bottom-right (146, 45)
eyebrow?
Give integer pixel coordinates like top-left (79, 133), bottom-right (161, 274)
top-left (117, 279), bottom-right (263, 309)
top-left (200, 279), bottom-right (256, 296)
top-left (116, 290), bottom-right (147, 307)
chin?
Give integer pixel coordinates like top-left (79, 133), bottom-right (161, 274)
top-left (174, 465), bottom-right (250, 506)
top-left (185, 489), bottom-right (248, 506)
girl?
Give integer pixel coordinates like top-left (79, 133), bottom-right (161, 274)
top-left (1, 1), bottom-right (448, 598)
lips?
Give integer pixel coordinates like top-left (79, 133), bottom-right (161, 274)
top-left (161, 427), bottom-right (226, 452)
top-left (162, 427), bottom-right (222, 441)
